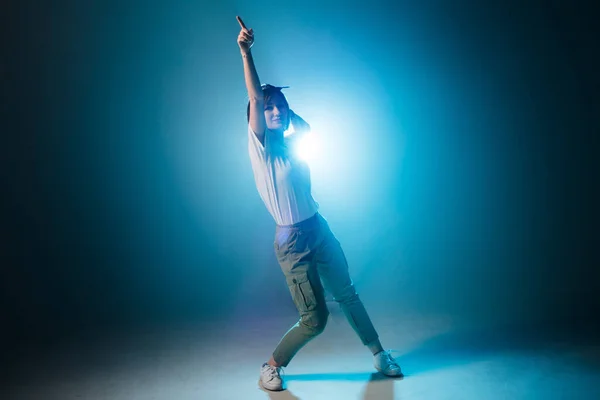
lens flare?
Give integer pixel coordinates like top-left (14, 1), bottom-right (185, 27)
top-left (295, 131), bottom-right (319, 163)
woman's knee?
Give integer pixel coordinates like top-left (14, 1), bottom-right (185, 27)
top-left (301, 308), bottom-right (329, 335)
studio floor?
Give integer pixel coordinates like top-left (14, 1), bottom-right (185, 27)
top-left (3, 311), bottom-right (600, 400)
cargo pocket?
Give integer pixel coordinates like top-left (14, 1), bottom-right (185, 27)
top-left (286, 272), bottom-right (317, 312)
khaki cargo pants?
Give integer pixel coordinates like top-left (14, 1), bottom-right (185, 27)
top-left (271, 213), bottom-right (379, 367)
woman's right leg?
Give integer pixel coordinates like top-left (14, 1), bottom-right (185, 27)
top-left (270, 298), bottom-right (329, 367)
top-left (270, 225), bottom-right (330, 367)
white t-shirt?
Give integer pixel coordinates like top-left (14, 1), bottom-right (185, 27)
top-left (248, 124), bottom-right (319, 226)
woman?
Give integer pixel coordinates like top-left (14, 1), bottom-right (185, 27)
top-left (236, 16), bottom-right (402, 391)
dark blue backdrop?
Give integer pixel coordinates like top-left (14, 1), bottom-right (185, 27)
top-left (2, 0), bottom-right (598, 348)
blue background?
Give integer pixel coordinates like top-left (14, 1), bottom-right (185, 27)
top-left (2, 0), bottom-right (598, 348)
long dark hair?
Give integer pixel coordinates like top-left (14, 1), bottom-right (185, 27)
top-left (246, 84), bottom-right (290, 130)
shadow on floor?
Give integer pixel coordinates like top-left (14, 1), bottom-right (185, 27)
top-left (262, 373), bottom-right (399, 400)
top-left (262, 321), bottom-right (600, 399)
top-left (257, 320), bottom-right (600, 399)
top-left (396, 320), bottom-right (600, 377)
top-left (261, 388), bottom-right (302, 400)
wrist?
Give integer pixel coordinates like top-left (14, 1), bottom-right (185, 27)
top-left (240, 49), bottom-right (252, 57)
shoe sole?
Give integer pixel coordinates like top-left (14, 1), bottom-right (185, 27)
top-left (258, 379), bottom-right (284, 392)
top-left (375, 366), bottom-right (404, 378)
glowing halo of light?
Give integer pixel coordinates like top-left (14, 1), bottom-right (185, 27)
top-left (295, 131), bottom-right (320, 163)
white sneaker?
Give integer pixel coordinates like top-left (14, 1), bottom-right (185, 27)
top-left (259, 363), bottom-right (284, 391)
top-left (374, 350), bottom-right (403, 377)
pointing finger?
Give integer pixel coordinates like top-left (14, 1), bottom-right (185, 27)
top-left (236, 16), bottom-right (248, 31)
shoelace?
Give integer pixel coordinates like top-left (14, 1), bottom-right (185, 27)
top-left (265, 364), bottom-right (285, 379)
top-left (382, 350), bottom-right (401, 368)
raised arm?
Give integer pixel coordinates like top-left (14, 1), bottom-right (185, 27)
top-left (237, 16), bottom-right (266, 145)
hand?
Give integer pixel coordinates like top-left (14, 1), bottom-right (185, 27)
top-left (290, 110), bottom-right (311, 134)
top-left (236, 16), bottom-right (254, 54)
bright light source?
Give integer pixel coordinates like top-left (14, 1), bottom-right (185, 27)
top-left (295, 132), bottom-right (320, 163)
